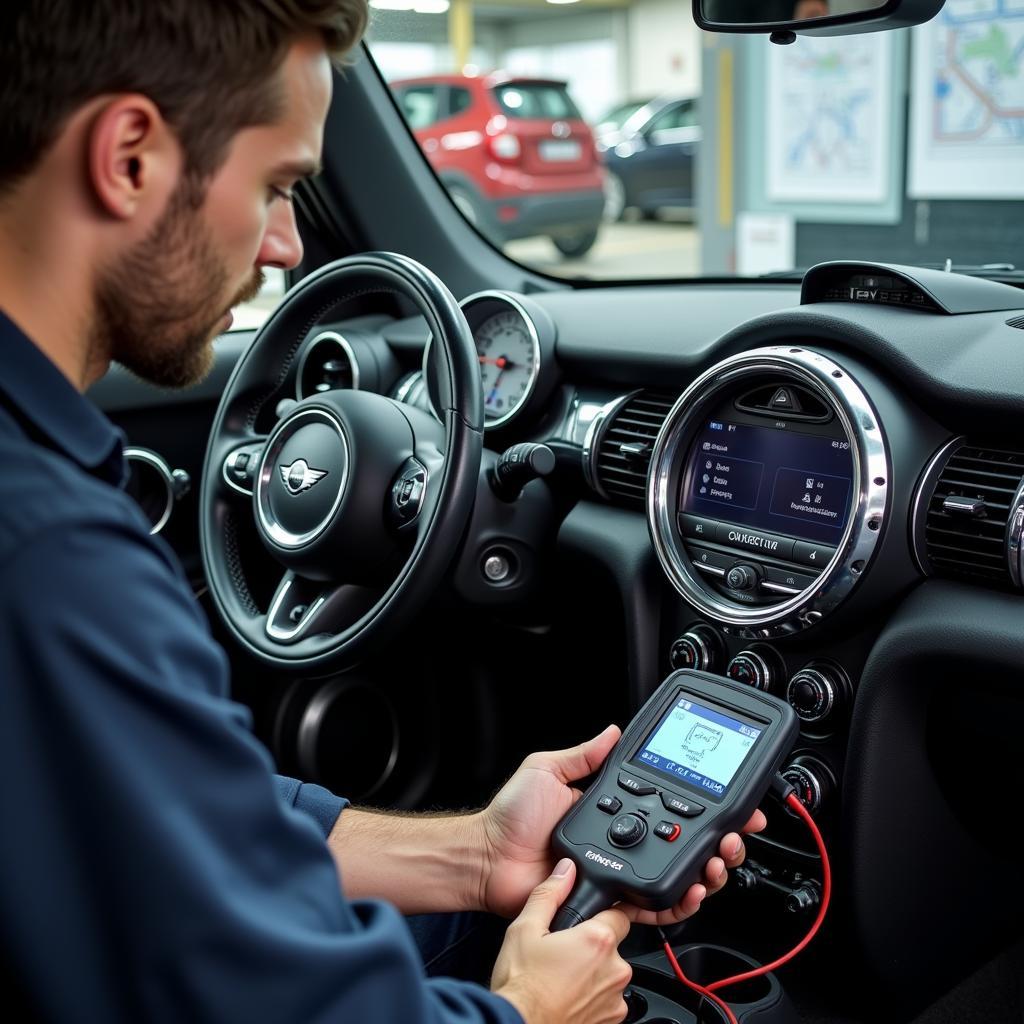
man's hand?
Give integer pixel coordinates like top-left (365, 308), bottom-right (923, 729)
top-left (491, 858), bottom-right (633, 1024)
top-left (476, 724), bottom-right (767, 925)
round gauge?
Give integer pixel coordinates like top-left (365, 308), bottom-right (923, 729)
top-left (419, 291), bottom-right (552, 431)
top-left (475, 309), bottom-right (539, 426)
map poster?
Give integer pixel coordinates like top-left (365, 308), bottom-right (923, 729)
top-left (909, 0), bottom-right (1024, 199)
top-left (766, 32), bottom-right (893, 204)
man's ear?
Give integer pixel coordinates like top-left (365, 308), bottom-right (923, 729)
top-left (87, 95), bottom-right (180, 221)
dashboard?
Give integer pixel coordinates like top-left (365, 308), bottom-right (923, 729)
top-left (276, 264), bottom-right (1024, 1006)
top-left (92, 263), bottom-right (1024, 1015)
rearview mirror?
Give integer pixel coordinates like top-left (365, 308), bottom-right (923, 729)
top-left (694, 0), bottom-right (944, 38)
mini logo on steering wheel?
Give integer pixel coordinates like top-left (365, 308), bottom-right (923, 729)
top-left (280, 459), bottom-right (328, 495)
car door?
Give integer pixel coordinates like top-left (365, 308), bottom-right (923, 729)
top-left (634, 99), bottom-right (700, 211)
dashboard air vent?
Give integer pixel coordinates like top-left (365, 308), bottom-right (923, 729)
top-left (923, 444), bottom-right (1024, 585)
top-left (1006, 314), bottom-right (1024, 330)
top-left (297, 331), bottom-right (360, 400)
top-left (594, 391), bottom-right (677, 508)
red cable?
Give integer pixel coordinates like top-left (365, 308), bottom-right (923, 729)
top-left (662, 792), bottom-right (831, 1022)
top-left (660, 940), bottom-right (739, 1024)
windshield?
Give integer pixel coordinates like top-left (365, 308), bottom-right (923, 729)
top-left (366, 1), bottom-right (1024, 282)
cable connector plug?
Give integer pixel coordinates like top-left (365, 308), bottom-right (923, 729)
top-left (771, 772), bottom-right (796, 804)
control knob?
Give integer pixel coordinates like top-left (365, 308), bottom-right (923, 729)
top-left (726, 646), bottom-right (783, 693)
top-left (669, 624), bottom-right (722, 672)
top-left (781, 755), bottom-right (835, 817)
top-left (725, 563), bottom-right (760, 592)
top-left (786, 664), bottom-right (848, 726)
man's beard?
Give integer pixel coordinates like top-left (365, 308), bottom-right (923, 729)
top-left (95, 179), bottom-right (264, 389)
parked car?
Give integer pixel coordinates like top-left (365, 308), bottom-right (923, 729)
top-left (596, 95), bottom-right (700, 221)
top-left (390, 72), bottom-right (604, 258)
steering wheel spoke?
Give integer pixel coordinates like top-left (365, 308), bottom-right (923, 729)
top-left (264, 572), bottom-right (377, 645)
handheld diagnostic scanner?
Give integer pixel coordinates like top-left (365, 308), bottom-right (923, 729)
top-left (551, 669), bottom-right (799, 930)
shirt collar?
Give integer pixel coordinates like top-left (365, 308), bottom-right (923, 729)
top-left (0, 309), bottom-right (125, 484)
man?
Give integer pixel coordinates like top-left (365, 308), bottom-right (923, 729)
top-left (0, 3), bottom-right (762, 1021)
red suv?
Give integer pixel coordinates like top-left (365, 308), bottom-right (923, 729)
top-left (391, 73), bottom-right (604, 258)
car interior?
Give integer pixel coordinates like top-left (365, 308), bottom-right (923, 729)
top-left (88, 1), bottom-right (1024, 1021)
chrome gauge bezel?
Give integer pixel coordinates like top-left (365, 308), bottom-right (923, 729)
top-left (422, 290), bottom-right (544, 431)
top-left (647, 346), bottom-right (890, 637)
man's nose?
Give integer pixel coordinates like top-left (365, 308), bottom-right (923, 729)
top-left (258, 200), bottom-right (304, 270)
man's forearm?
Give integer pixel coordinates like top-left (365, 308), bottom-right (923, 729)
top-left (326, 807), bottom-right (490, 915)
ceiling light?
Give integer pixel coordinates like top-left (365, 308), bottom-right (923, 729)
top-left (369, 0), bottom-right (450, 12)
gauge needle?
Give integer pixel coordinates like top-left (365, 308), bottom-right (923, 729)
top-left (485, 354), bottom-right (511, 406)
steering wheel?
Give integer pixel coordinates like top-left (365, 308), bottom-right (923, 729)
top-left (199, 252), bottom-right (483, 673)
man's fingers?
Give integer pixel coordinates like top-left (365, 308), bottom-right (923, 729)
top-left (704, 856), bottom-right (727, 893)
top-left (516, 858), bottom-right (577, 930)
top-left (744, 809), bottom-right (768, 834)
top-left (587, 906), bottom-right (631, 945)
top-left (720, 833), bottom-right (746, 867)
top-left (532, 724), bottom-right (621, 784)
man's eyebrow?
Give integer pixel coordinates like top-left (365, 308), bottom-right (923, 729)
top-left (273, 159), bottom-right (322, 180)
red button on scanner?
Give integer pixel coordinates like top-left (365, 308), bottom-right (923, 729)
top-left (654, 821), bottom-right (681, 842)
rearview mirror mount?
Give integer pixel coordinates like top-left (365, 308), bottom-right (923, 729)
top-left (693, 0), bottom-right (945, 42)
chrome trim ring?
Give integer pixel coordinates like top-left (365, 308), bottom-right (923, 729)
top-left (909, 435), bottom-right (964, 576)
top-left (730, 649), bottom-right (773, 691)
top-left (787, 668), bottom-right (835, 723)
top-left (296, 330), bottom-right (361, 400)
top-left (1006, 478), bottom-right (1024, 589)
top-left (647, 347), bottom-right (890, 637)
top-left (124, 447), bottom-right (174, 535)
top-left (582, 391), bottom-right (638, 497)
top-left (255, 408), bottom-right (350, 550)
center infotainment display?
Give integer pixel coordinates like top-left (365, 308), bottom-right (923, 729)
top-left (680, 419), bottom-right (853, 546)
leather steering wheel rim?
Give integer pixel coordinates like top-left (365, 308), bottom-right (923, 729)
top-left (199, 252), bottom-right (482, 673)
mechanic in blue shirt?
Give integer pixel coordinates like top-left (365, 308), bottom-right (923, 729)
top-left (0, 3), bottom-right (761, 1022)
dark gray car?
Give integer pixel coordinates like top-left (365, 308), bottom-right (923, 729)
top-left (597, 96), bottom-right (700, 221)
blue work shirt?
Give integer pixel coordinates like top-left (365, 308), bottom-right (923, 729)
top-left (0, 310), bottom-right (521, 1024)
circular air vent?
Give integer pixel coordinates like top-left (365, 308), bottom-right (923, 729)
top-left (912, 439), bottom-right (1024, 588)
top-left (583, 390), bottom-right (679, 508)
top-left (296, 330), bottom-right (360, 400)
top-left (123, 447), bottom-right (178, 534)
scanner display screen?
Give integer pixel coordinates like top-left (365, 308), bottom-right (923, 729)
top-left (632, 695), bottom-right (763, 800)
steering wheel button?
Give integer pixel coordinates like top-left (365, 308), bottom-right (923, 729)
top-left (654, 821), bottom-right (681, 842)
top-left (617, 772), bottom-right (656, 796)
top-left (596, 795), bottom-right (622, 815)
top-left (661, 792), bottom-right (705, 817)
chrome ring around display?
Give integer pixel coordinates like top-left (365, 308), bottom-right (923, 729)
top-left (295, 330), bottom-right (361, 400)
top-left (422, 290), bottom-right (543, 431)
top-left (255, 407), bottom-right (350, 550)
top-left (647, 346), bottom-right (890, 637)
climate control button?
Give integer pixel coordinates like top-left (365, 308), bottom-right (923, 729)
top-left (727, 645), bottom-right (784, 693)
top-left (669, 624), bottom-right (722, 672)
top-left (786, 665), bottom-right (848, 725)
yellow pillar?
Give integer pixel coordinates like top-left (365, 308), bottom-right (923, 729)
top-left (450, 0), bottom-right (473, 73)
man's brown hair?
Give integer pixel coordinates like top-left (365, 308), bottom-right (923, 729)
top-left (0, 0), bottom-right (369, 194)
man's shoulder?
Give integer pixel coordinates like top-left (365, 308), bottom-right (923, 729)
top-left (0, 424), bottom-right (151, 569)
